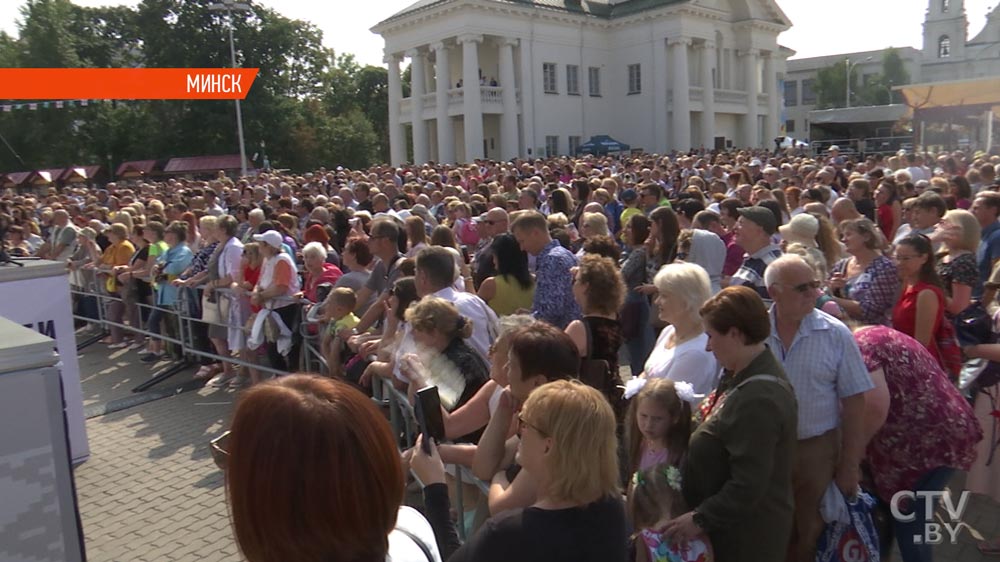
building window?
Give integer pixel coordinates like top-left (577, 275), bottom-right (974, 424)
top-left (628, 64), bottom-right (641, 95)
top-left (801, 78), bottom-right (817, 105)
top-left (939, 36), bottom-right (951, 58)
top-left (545, 135), bottom-right (559, 157)
top-left (569, 135), bottom-right (581, 155)
top-left (567, 65), bottom-right (580, 95)
top-left (588, 67), bottom-right (601, 96)
top-left (785, 120), bottom-right (795, 133)
top-left (784, 80), bottom-right (798, 107)
top-left (942, 0), bottom-right (950, 12)
top-left (543, 63), bottom-right (558, 93)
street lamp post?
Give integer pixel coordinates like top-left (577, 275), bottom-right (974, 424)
top-left (845, 56), bottom-right (874, 108)
top-left (208, 0), bottom-right (253, 178)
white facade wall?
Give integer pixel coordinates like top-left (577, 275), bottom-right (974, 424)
top-left (373, 0), bottom-right (790, 165)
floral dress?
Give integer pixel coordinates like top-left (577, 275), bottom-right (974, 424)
top-left (937, 252), bottom-right (979, 311)
top-left (853, 326), bottom-right (981, 503)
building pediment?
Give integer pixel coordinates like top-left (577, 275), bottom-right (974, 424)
top-left (374, 0), bottom-right (791, 31)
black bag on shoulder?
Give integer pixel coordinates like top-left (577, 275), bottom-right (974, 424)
top-left (578, 320), bottom-right (626, 420)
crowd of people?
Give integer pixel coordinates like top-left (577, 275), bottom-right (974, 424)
top-left (5, 145), bottom-right (1000, 561)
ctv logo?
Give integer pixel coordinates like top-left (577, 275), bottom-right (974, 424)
top-left (890, 490), bottom-right (971, 545)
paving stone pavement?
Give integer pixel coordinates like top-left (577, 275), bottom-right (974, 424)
top-left (73, 339), bottom-right (241, 562)
top-left (71, 338), bottom-right (1000, 561)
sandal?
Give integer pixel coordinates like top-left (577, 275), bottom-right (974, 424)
top-left (979, 539), bottom-right (1000, 556)
top-left (193, 364), bottom-right (221, 380)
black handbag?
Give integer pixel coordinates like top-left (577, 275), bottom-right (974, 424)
top-left (953, 302), bottom-right (993, 347)
top-left (578, 319), bottom-right (625, 420)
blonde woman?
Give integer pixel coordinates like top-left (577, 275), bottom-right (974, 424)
top-left (96, 223), bottom-right (136, 347)
top-left (934, 209), bottom-right (980, 315)
top-left (410, 379), bottom-right (626, 562)
top-left (405, 215), bottom-right (429, 258)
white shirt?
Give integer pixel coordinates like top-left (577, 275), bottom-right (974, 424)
top-left (217, 236), bottom-right (244, 281)
top-left (644, 326), bottom-right (719, 397)
top-left (432, 286), bottom-right (497, 363)
top-left (386, 506), bottom-right (442, 562)
top-left (906, 166), bottom-right (928, 183)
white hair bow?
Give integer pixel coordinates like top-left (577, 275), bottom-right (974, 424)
top-left (673, 381), bottom-right (704, 404)
top-left (623, 377), bottom-right (647, 400)
top-left (623, 377), bottom-right (705, 404)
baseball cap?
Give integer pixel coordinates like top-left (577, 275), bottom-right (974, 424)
top-left (252, 230), bottom-right (283, 249)
top-left (750, 159), bottom-right (762, 167)
top-left (737, 206), bottom-right (778, 235)
top-left (620, 188), bottom-right (638, 202)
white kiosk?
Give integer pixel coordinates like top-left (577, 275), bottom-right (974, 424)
top-left (0, 260), bottom-right (89, 464)
top-left (0, 316), bottom-right (86, 562)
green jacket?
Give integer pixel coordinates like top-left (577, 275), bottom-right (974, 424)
top-left (681, 347), bottom-right (798, 562)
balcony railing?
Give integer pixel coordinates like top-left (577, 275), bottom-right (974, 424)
top-left (401, 86), bottom-right (518, 117)
top-left (714, 89), bottom-right (748, 105)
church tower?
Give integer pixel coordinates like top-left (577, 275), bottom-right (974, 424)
top-left (924, 0), bottom-right (968, 61)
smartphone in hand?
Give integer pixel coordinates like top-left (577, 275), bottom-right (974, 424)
top-left (415, 386), bottom-right (445, 454)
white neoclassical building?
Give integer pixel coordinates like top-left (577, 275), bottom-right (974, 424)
top-left (371, 0), bottom-right (792, 165)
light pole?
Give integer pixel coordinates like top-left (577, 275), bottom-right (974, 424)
top-left (208, 0), bottom-right (253, 178)
top-left (845, 56), bottom-right (873, 108)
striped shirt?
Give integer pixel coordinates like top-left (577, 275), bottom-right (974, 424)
top-left (767, 307), bottom-right (874, 440)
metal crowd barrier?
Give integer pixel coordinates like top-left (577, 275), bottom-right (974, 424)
top-left (73, 272), bottom-right (490, 536)
top-left (70, 277), bottom-right (298, 391)
top-left (375, 377), bottom-right (489, 540)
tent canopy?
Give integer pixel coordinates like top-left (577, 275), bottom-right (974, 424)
top-left (808, 104), bottom-right (908, 125)
top-left (896, 77), bottom-right (1000, 119)
top-left (576, 135), bottom-right (630, 155)
top-left (163, 155), bottom-right (243, 174)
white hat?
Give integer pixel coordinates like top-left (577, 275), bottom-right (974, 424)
top-left (779, 213), bottom-right (819, 248)
top-left (829, 145), bottom-right (840, 152)
top-left (252, 230), bottom-right (283, 249)
top-left (750, 159), bottom-right (762, 167)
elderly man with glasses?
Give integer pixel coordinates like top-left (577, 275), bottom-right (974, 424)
top-left (763, 255), bottom-right (874, 562)
top-left (471, 208), bottom-right (510, 290)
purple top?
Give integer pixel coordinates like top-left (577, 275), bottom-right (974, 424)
top-left (832, 255), bottom-right (899, 325)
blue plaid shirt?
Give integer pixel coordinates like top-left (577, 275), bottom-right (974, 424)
top-left (767, 307), bottom-right (874, 439)
top-left (532, 239), bottom-right (581, 329)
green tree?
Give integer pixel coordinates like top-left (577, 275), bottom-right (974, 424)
top-left (813, 48), bottom-right (912, 109)
top-left (815, 62), bottom-right (851, 109)
top-left (0, 0), bottom-right (388, 173)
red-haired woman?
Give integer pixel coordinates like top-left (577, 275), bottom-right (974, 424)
top-left (225, 375), bottom-right (442, 562)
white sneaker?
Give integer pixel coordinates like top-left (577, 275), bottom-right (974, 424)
top-left (208, 371), bottom-right (237, 387)
top-left (227, 374), bottom-right (251, 389)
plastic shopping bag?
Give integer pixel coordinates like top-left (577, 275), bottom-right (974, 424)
top-left (816, 490), bottom-right (880, 562)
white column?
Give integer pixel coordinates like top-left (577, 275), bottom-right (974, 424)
top-left (764, 52), bottom-right (780, 146)
top-left (670, 38), bottom-right (692, 153)
top-left (742, 48), bottom-right (759, 148)
top-left (498, 37), bottom-right (519, 160)
top-left (386, 53), bottom-right (405, 166)
top-left (432, 42), bottom-right (454, 163)
top-left (406, 48), bottom-right (428, 165)
top-left (652, 38), bottom-right (668, 152)
top-left (518, 38), bottom-right (535, 157)
top-left (700, 40), bottom-right (716, 150)
top-left (460, 34), bottom-right (484, 161)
